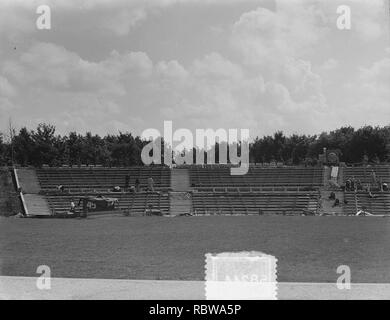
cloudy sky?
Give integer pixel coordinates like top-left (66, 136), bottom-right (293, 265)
top-left (0, 0), bottom-right (389, 140)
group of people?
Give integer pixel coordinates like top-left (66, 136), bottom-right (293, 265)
top-left (344, 178), bottom-right (362, 192)
top-left (345, 170), bottom-right (388, 194)
top-left (124, 175), bottom-right (155, 192)
top-left (67, 175), bottom-right (157, 213)
top-left (328, 191), bottom-right (347, 208)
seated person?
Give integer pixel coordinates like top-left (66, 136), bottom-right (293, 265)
top-left (147, 177), bottom-right (155, 192)
top-left (112, 186), bottom-right (121, 192)
top-left (383, 183), bottom-right (388, 192)
top-left (328, 192), bottom-right (336, 200)
top-left (332, 198), bottom-right (340, 207)
top-left (345, 179), bottom-right (351, 191)
top-left (70, 199), bottom-right (76, 213)
top-left (135, 179), bottom-right (141, 192)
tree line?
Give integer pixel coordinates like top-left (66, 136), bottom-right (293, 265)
top-left (0, 123), bottom-right (389, 167)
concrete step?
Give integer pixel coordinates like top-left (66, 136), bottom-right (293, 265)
top-left (171, 168), bottom-right (190, 191)
top-left (169, 191), bottom-right (192, 215)
top-left (307, 199), bottom-right (318, 213)
top-left (338, 166), bottom-right (345, 186)
top-left (23, 194), bottom-right (51, 216)
top-left (16, 169), bottom-right (41, 194)
top-left (323, 166), bottom-right (331, 187)
top-left (320, 190), bottom-right (344, 215)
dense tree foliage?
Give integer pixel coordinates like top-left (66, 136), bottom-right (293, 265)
top-left (0, 124), bottom-right (389, 166)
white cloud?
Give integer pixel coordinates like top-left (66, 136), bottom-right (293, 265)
top-left (359, 58), bottom-right (390, 87)
top-left (350, 0), bottom-right (386, 41)
top-left (0, 76), bottom-right (16, 97)
top-left (0, 98), bottom-right (14, 112)
top-left (192, 52), bottom-right (243, 79)
top-left (356, 57), bottom-right (390, 110)
top-left (0, 0), bottom-right (260, 9)
top-left (102, 8), bottom-right (146, 36)
top-left (0, 0), bottom-right (388, 137)
top-left (320, 59), bottom-right (339, 71)
top-left (0, 0), bottom-right (333, 137)
top-left (231, 3), bottom-right (329, 67)
top-left (2, 43), bottom-right (156, 97)
top-left (0, 0), bottom-right (262, 38)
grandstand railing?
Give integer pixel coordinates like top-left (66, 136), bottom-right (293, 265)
top-left (193, 186), bottom-right (319, 193)
top-left (13, 167), bottom-right (28, 216)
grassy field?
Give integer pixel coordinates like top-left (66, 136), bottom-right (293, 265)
top-left (0, 169), bottom-right (21, 217)
top-left (1, 215), bottom-right (389, 283)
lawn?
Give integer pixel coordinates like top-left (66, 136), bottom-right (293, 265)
top-left (0, 215), bottom-right (389, 283)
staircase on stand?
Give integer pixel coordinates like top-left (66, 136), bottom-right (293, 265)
top-left (17, 168), bottom-right (41, 194)
top-left (319, 189), bottom-right (344, 215)
top-left (307, 197), bottom-right (319, 214)
top-left (16, 168), bottom-right (51, 217)
top-left (23, 194), bottom-right (52, 217)
top-left (169, 168), bottom-right (192, 215)
top-left (337, 165), bottom-right (345, 187)
top-left (323, 166), bottom-right (331, 188)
